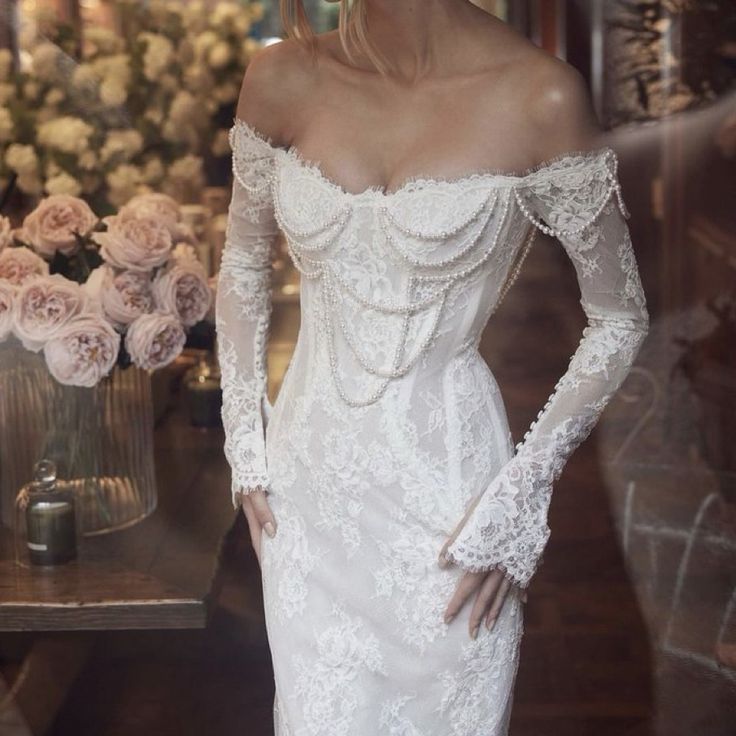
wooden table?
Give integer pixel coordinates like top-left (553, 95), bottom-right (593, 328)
top-left (0, 392), bottom-right (237, 632)
top-left (0, 381), bottom-right (238, 734)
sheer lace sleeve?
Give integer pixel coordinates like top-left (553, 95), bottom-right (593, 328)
top-left (443, 148), bottom-right (650, 589)
top-left (215, 122), bottom-right (280, 509)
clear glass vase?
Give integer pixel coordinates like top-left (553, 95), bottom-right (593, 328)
top-left (0, 336), bottom-right (158, 536)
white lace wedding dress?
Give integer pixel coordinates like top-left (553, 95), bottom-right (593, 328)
top-left (215, 118), bottom-right (650, 736)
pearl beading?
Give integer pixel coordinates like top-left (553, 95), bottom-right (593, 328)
top-left (329, 272), bottom-right (448, 380)
top-left (273, 180), bottom-right (353, 247)
top-left (513, 150), bottom-right (629, 238)
top-left (380, 189), bottom-right (494, 241)
top-left (280, 192), bottom-right (517, 407)
top-left (377, 191), bottom-right (499, 270)
top-left (230, 122), bottom-right (628, 411)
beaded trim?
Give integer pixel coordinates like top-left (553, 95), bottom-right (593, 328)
top-left (230, 117), bottom-right (623, 200)
top-left (229, 118), bottom-right (631, 408)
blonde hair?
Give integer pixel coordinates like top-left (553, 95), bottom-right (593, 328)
top-left (279, 0), bottom-right (392, 76)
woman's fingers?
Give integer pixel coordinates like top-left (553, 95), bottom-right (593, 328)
top-left (248, 488), bottom-right (277, 538)
top-left (469, 570), bottom-right (504, 638)
top-left (484, 577), bottom-right (512, 630)
top-left (241, 495), bottom-right (263, 565)
top-left (444, 570), bottom-right (485, 625)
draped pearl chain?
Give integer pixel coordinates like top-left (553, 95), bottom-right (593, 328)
top-left (232, 121), bottom-right (628, 409)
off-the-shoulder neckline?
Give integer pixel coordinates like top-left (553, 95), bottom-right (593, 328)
top-left (230, 117), bottom-right (618, 200)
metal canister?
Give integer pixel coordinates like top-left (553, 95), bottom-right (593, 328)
top-left (24, 459), bottom-right (78, 566)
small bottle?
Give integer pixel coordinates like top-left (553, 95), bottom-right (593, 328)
top-left (14, 459), bottom-right (79, 567)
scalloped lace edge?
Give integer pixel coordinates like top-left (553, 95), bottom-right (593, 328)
top-left (230, 117), bottom-right (618, 200)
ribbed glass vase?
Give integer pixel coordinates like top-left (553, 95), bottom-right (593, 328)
top-left (0, 336), bottom-right (157, 535)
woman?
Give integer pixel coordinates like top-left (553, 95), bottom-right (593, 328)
top-left (215, 1), bottom-right (650, 733)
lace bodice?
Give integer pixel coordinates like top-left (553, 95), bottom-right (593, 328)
top-left (215, 118), bottom-right (650, 590)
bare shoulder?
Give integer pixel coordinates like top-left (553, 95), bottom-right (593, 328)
top-left (518, 51), bottom-right (605, 159)
top-left (235, 38), bottom-right (317, 146)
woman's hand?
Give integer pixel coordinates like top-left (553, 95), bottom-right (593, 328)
top-left (440, 565), bottom-right (516, 639)
top-left (240, 488), bottom-right (277, 566)
top-left (438, 497), bottom-right (527, 639)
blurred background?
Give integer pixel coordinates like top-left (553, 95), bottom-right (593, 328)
top-left (0, 1), bottom-right (734, 735)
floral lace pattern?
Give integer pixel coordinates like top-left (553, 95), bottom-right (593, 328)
top-left (216, 118), bottom-right (649, 734)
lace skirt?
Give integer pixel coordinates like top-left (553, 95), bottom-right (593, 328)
top-left (258, 352), bottom-right (526, 735)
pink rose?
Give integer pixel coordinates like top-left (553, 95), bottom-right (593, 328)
top-left (0, 280), bottom-right (15, 340)
top-left (13, 274), bottom-right (90, 352)
top-left (125, 311), bottom-right (186, 370)
top-left (21, 194), bottom-right (97, 258)
top-left (152, 260), bottom-right (212, 327)
top-left (43, 313), bottom-right (120, 387)
top-left (0, 216), bottom-right (11, 253)
top-left (119, 193), bottom-right (182, 239)
top-left (83, 264), bottom-right (153, 327)
top-left (0, 246), bottom-right (50, 286)
top-left (94, 214), bottom-right (172, 271)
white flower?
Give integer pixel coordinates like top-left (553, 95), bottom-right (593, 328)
top-left (208, 41), bottom-right (232, 69)
top-left (105, 164), bottom-right (144, 208)
top-left (44, 172), bottom-right (83, 197)
top-left (211, 128), bottom-right (231, 157)
top-left (193, 31), bottom-right (218, 58)
top-left (139, 32), bottom-right (174, 81)
top-left (37, 116), bottom-right (94, 155)
top-left (125, 311), bottom-right (186, 370)
top-left (31, 42), bottom-right (62, 83)
top-left (44, 88), bottom-right (65, 107)
top-left (100, 129), bottom-right (144, 165)
top-left (5, 144), bottom-right (39, 176)
top-left (43, 312), bottom-right (120, 387)
top-left (71, 63), bottom-right (98, 91)
top-left (84, 27), bottom-right (124, 55)
top-left (100, 78), bottom-right (128, 107)
top-left (0, 107), bottom-right (13, 143)
top-left (12, 274), bottom-right (90, 352)
top-left (171, 242), bottom-right (199, 264)
top-left (78, 150), bottom-right (98, 171)
top-left (211, 3), bottom-right (240, 28)
top-left (162, 155), bottom-right (205, 203)
top-left (140, 157), bottom-right (164, 185)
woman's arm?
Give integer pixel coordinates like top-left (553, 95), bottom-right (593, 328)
top-left (215, 61), bottom-right (283, 509)
top-left (440, 66), bottom-right (650, 590)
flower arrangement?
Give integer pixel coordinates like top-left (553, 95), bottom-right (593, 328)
top-left (0, 192), bottom-right (212, 387)
top-left (0, 0), bottom-right (265, 212)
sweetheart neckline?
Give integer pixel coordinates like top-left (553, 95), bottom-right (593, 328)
top-left (230, 117), bottom-right (618, 201)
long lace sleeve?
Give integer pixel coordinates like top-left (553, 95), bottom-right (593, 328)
top-left (443, 148), bottom-right (650, 589)
top-left (215, 122), bottom-right (280, 509)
